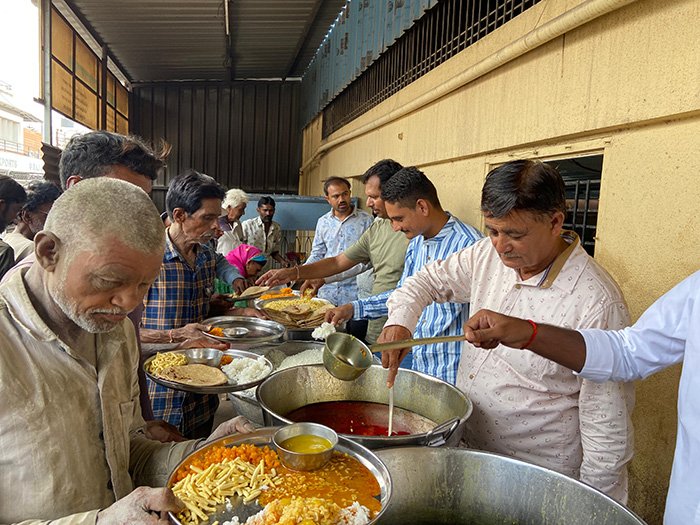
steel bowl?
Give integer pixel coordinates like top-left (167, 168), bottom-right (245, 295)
top-left (375, 447), bottom-right (646, 524)
top-left (184, 348), bottom-right (223, 367)
top-left (272, 422), bottom-right (338, 471)
top-left (323, 332), bottom-right (373, 381)
top-left (257, 364), bottom-right (472, 449)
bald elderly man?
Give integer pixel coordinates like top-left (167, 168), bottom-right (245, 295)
top-left (0, 178), bottom-right (252, 524)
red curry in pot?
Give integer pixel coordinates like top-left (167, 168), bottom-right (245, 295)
top-left (285, 401), bottom-right (412, 436)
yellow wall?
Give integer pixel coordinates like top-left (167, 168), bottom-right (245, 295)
top-left (299, 0), bottom-right (700, 522)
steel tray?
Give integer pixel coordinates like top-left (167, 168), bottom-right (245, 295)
top-left (200, 316), bottom-right (286, 344)
top-left (144, 348), bottom-right (273, 394)
top-left (167, 427), bottom-right (392, 525)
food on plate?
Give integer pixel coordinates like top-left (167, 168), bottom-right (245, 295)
top-left (312, 322), bottom-right (336, 340)
top-left (172, 445), bottom-right (281, 524)
top-left (148, 352), bottom-right (188, 376)
top-left (220, 354), bottom-right (234, 366)
top-left (259, 287), bottom-right (295, 300)
top-left (221, 356), bottom-right (271, 385)
top-left (225, 497), bottom-right (371, 525)
top-left (172, 442), bottom-right (380, 525)
top-left (259, 451), bottom-right (380, 515)
top-left (262, 297), bottom-right (335, 329)
top-left (208, 327), bottom-right (226, 337)
top-left (159, 364), bottom-right (228, 387)
top-left (233, 285), bottom-right (270, 299)
top-left (174, 443), bottom-right (281, 483)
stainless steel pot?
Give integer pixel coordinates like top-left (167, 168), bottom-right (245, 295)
top-left (256, 364), bottom-right (472, 449)
top-left (375, 448), bottom-right (646, 525)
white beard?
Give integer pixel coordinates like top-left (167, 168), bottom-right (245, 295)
top-left (52, 273), bottom-right (125, 333)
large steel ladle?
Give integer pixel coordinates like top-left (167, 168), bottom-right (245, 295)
top-left (323, 332), bottom-right (465, 381)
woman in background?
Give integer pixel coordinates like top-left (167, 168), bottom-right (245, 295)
top-left (225, 244), bottom-right (267, 285)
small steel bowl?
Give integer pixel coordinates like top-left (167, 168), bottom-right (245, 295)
top-left (272, 422), bottom-right (338, 471)
top-left (185, 348), bottom-right (223, 367)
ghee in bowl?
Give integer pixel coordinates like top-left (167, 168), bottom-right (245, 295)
top-left (272, 422), bottom-right (338, 471)
top-left (280, 434), bottom-right (333, 454)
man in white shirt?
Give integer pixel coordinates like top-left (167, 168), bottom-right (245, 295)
top-left (217, 188), bottom-right (248, 256)
top-left (382, 160), bottom-right (634, 503)
top-left (0, 177), bottom-right (252, 524)
top-left (241, 196), bottom-right (289, 267)
top-left (463, 271), bottom-right (700, 525)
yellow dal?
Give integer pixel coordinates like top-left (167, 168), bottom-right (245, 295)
top-left (280, 435), bottom-right (332, 454)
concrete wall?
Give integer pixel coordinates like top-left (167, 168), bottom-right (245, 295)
top-left (299, 0), bottom-right (700, 523)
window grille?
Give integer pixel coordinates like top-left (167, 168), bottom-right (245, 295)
top-left (554, 156), bottom-right (603, 257)
top-left (322, 0), bottom-right (542, 137)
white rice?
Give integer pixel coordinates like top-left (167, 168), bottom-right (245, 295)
top-left (337, 502), bottom-right (371, 525)
top-left (223, 501), bottom-right (370, 525)
top-left (277, 348), bottom-right (324, 370)
top-left (233, 348), bottom-right (323, 399)
top-left (221, 356), bottom-right (270, 385)
top-left (312, 322), bottom-right (336, 340)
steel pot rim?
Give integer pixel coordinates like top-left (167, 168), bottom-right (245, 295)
top-left (256, 364), bottom-right (472, 446)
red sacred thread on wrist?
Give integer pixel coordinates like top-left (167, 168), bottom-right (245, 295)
top-left (521, 319), bottom-right (538, 349)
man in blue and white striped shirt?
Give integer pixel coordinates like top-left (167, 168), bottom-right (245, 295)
top-left (325, 167), bottom-right (482, 384)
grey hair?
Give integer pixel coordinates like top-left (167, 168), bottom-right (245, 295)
top-left (222, 188), bottom-right (249, 209)
top-left (44, 178), bottom-right (165, 261)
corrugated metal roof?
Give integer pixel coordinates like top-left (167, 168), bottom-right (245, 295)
top-left (65, 0), bottom-right (346, 82)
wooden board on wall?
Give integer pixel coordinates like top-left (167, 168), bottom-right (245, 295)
top-left (49, 6), bottom-right (128, 131)
top-left (51, 9), bottom-right (72, 70)
top-left (51, 59), bottom-right (73, 116)
top-left (75, 38), bottom-right (98, 91)
top-left (74, 80), bottom-right (98, 130)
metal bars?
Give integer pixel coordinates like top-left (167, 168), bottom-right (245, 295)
top-left (320, 0), bottom-right (541, 136)
top-left (562, 177), bottom-right (601, 257)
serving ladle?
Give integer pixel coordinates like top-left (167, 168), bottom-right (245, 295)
top-left (323, 332), bottom-right (466, 381)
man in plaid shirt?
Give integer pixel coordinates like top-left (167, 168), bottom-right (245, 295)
top-left (142, 170), bottom-right (263, 438)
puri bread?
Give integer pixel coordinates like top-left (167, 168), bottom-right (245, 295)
top-left (159, 364), bottom-right (228, 387)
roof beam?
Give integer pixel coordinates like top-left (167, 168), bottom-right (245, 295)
top-left (63, 0), bottom-right (133, 83)
top-left (283, 0), bottom-right (324, 79)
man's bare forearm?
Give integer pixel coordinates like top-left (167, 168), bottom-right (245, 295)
top-left (299, 254), bottom-right (356, 280)
top-left (465, 309), bottom-right (588, 372)
top-left (528, 324), bottom-right (587, 372)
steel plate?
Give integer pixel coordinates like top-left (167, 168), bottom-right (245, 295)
top-left (144, 349), bottom-right (273, 394)
top-left (167, 427), bottom-right (392, 525)
top-left (201, 316), bottom-right (286, 344)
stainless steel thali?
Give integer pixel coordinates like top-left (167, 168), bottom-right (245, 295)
top-left (200, 316), bottom-right (286, 344)
top-left (166, 427), bottom-right (392, 525)
top-left (144, 348), bottom-right (273, 394)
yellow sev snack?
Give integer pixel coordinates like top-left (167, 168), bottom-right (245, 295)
top-left (172, 456), bottom-right (280, 525)
top-left (148, 352), bottom-right (188, 376)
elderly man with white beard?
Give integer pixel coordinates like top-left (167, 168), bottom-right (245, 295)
top-left (0, 177), bottom-right (253, 525)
